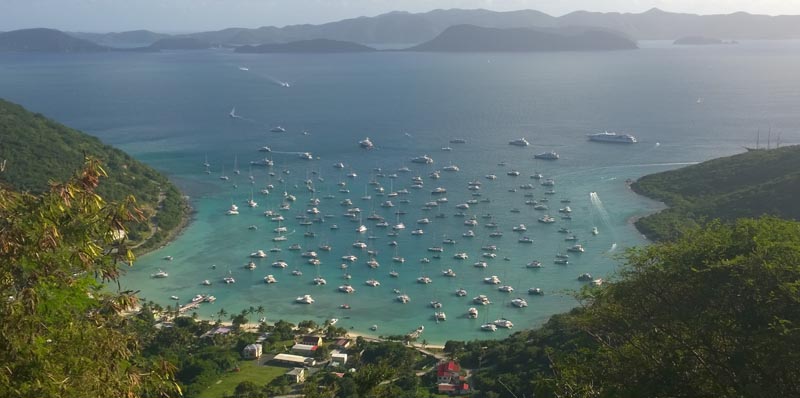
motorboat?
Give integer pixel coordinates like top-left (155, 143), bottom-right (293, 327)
top-left (313, 277), bottom-right (327, 285)
top-left (442, 269), bottom-right (457, 277)
top-left (453, 253), bottom-right (469, 260)
top-left (434, 311), bottom-right (447, 321)
top-left (365, 279), bottom-right (380, 287)
top-left (468, 307), bottom-right (479, 318)
top-left (511, 298), bottom-right (528, 307)
top-left (567, 244), bottom-right (585, 253)
top-left (527, 260), bottom-right (543, 268)
top-left (431, 301), bottom-right (443, 308)
top-left (493, 318), bottom-right (514, 328)
top-left (250, 158), bottom-right (274, 167)
top-left (397, 294), bottom-right (410, 303)
top-left (271, 126), bottom-right (286, 133)
top-left (223, 276), bottom-right (236, 284)
top-left (534, 151), bottom-right (559, 160)
top-left (456, 288), bottom-right (468, 297)
top-left (528, 287), bottom-right (544, 295)
top-left (359, 137), bottom-right (374, 149)
top-left (339, 284), bottom-right (356, 293)
top-left (250, 250), bottom-right (268, 258)
top-left (417, 276), bottom-right (432, 284)
top-left (512, 224), bottom-right (527, 232)
top-left (538, 215), bottom-right (556, 224)
top-left (578, 273), bottom-right (593, 282)
top-left (264, 274), bottom-right (277, 284)
top-left (473, 295), bottom-right (491, 305)
top-left (484, 275), bottom-right (501, 285)
top-left (481, 323), bottom-right (498, 332)
top-left (442, 164), bottom-right (460, 172)
top-left (295, 294), bottom-right (314, 304)
top-left (473, 261), bottom-right (488, 268)
top-left (498, 285), bottom-right (514, 292)
top-left (509, 138), bottom-right (530, 147)
top-left (151, 269), bottom-right (169, 278)
top-left (411, 155), bottom-right (434, 164)
top-left (245, 261), bottom-right (257, 270)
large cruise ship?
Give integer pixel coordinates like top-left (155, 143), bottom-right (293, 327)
top-left (588, 131), bottom-right (638, 144)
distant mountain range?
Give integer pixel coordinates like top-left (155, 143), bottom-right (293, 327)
top-left (410, 25), bottom-right (636, 52)
top-left (66, 8), bottom-right (800, 47)
top-left (4, 8), bottom-right (800, 53)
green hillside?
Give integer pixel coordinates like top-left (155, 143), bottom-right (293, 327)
top-left (631, 145), bottom-right (800, 240)
top-left (0, 98), bottom-right (188, 251)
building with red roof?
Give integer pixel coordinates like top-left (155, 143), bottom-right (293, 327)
top-left (437, 361), bottom-right (470, 395)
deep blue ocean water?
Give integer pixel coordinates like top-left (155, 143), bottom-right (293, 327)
top-left (2, 40), bottom-right (798, 343)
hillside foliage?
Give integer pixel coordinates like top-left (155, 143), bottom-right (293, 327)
top-left (0, 98), bottom-right (188, 250)
top-left (631, 145), bottom-right (800, 240)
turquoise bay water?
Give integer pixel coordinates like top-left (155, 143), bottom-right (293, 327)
top-left (2, 41), bottom-right (799, 343)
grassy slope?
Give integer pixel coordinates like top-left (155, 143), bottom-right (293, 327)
top-left (196, 361), bottom-right (286, 398)
top-left (0, 98), bottom-right (188, 250)
top-left (631, 145), bottom-right (800, 240)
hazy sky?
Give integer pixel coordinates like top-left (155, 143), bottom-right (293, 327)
top-left (2, 0), bottom-right (800, 33)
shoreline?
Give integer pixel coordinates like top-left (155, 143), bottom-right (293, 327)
top-left (132, 197), bottom-right (194, 257)
top-left (201, 318), bottom-right (445, 349)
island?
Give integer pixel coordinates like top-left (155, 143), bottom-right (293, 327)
top-left (631, 145), bottom-right (800, 240)
top-left (0, 28), bottom-right (109, 52)
top-left (408, 24), bottom-right (637, 52)
top-left (0, 99), bottom-right (189, 252)
top-left (146, 37), bottom-right (211, 50)
top-left (674, 35), bottom-right (737, 45)
top-left (235, 39), bottom-right (376, 53)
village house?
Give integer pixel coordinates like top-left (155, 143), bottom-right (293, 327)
top-left (285, 367), bottom-right (306, 384)
top-left (242, 343), bottom-right (262, 359)
top-left (437, 360), bottom-right (470, 395)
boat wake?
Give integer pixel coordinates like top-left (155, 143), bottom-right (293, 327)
top-left (590, 192), bottom-right (613, 227)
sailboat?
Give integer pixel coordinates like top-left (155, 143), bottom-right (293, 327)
top-left (247, 189), bottom-right (258, 208)
top-left (203, 154), bottom-right (210, 168)
top-left (219, 165), bottom-right (229, 181)
top-left (233, 155), bottom-right (241, 175)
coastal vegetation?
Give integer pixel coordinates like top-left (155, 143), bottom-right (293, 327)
top-left (631, 145), bottom-right (800, 240)
top-left (0, 99), bottom-right (189, 252)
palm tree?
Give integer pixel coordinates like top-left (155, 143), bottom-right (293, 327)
top-left (256, 305), bottom-right (266, 320)
top-left (216, 308), bottom-right (228, 323)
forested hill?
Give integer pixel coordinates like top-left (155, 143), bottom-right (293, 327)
top-left (631, 145), bottom-right (800, 240)
top-left (0, 99), bottom-right (188, 250)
